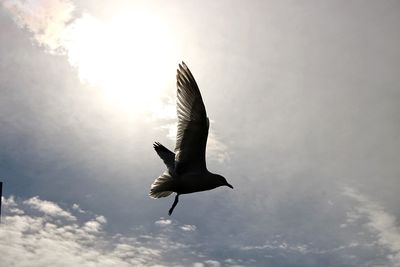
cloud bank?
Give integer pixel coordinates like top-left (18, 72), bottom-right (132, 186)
top-left (1, 196), bottom-right (162, 267)
top-left (2, 190), bottom-right (400, 267)
top-left (1, 196), bottom-right (240, 267)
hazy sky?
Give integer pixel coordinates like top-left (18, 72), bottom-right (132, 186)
top-left (1, 1), bottom-right (400, 266)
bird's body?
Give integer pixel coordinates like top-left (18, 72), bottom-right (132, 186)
top-left (150, 62), bottom-right (233, 215)
top-left (175, 171), bottom-right (222, 194)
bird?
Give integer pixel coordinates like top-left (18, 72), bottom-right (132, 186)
top-left (150, 62), bottom-right (233, 215)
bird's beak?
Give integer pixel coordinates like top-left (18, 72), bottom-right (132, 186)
top-left (226, 183), bottom-right (234, 189)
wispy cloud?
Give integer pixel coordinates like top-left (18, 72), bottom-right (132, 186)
top-left (343, 187), bottom-right (400, 267)
top-left (24, 196), bottom-right (76, 221)
top-left (1, 0), bottom-right (74, 53)
top-left (72, 203), bottom-right (86, 213)
top-left (154, 218), bottom-right (172, 227)
top-left (180, 224), bottom-right (197, 232)
top-left (232, 186), bottom-right (400, 266)
top-left (207, 128), bottom-right (230, 163)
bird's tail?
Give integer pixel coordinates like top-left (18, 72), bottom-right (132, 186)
top-left (149, 171), bottom-right (174, 198)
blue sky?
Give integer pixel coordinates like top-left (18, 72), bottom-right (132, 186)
top-left (1, 1), bottom-right (400, 266)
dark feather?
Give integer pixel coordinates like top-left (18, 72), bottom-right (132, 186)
top-left (174, 62), bottom-right (209, 174)
top-left (153, 142), bottom-right (175, 173)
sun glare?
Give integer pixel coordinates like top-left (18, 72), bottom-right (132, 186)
top-left (63, 9), bottom-right (180, 115)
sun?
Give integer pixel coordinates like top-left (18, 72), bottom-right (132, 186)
top-left (63, 9), bottom-right (180, 115)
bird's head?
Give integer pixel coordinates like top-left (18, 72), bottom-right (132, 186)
top-left (215, 174), bottom-right (233, 189)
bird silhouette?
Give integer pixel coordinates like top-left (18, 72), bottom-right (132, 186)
top-left (150, 62), bottom-right (233, 215)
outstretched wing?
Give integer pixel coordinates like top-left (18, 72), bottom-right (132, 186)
top-left (175, 62), bottom-right (209, 174)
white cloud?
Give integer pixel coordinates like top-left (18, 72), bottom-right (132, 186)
top-left (1, 196), bottom-right (163, 267)
top-left (180, 224), bottom-right (197, 232)
top-left (72, 203), bottom-right (86, 213)
top-left (343, 187), bottom-right (400, 267)
top-left (154, 218), bottom-right (172, 226)
top-left (83, 219), bottom-right (103, 232)
top-left (2, 196), bottom-right (24, 215)
top-left (96, 215), bottom-right (107, 224)
top-left (1, 0), bottom-right (74, 53)
top-left (24, 196), bottom-right (76, 221)
top-left (0, 196), bottom-right (221, 267)
top-left (207, 129), bottom-right (230, 163)
top-left (240, 240), bottom-right (311, 254)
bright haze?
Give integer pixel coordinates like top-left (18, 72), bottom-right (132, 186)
top-left (1, 1), bottom-right (400, 266)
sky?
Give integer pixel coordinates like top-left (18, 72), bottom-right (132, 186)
top-left (0, 0), bottom-right (400, 266)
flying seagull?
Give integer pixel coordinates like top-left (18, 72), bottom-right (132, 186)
top-left (150, 62), bottom-right (233, 215)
